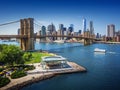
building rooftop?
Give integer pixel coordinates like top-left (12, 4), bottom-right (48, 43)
top-left (42, 56), bottom-right (67, 62)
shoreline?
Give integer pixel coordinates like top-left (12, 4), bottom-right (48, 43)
top-left (93, 41), bottom-right (120, 44)
top-left (0, 62), bottom-right (86, 90)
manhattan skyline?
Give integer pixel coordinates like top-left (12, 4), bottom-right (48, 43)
top-left (0, 0), bottom-right (120, 35)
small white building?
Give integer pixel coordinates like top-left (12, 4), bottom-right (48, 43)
top-left (41, 56), bottom-right (67, 69)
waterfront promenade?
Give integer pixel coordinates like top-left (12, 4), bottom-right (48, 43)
top-left (0, 62), bottom-right (86, 90)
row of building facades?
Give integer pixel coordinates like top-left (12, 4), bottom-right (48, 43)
top-left (106, 24), bottom-right (120, 42)
top-left (17, 18), bottom-right (120, 42)
top-left (33, 18), bottom-right (95, 42)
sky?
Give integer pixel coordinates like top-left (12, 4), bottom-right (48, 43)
top-left (0, 0), bottom-right (120, 35)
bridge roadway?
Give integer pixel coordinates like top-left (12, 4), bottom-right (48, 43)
top-left (0, 35), bottom-right (94, 39)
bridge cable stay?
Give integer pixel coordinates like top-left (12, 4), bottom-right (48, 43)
top-left (34, 22), bottom-right (42, 33)
top-left (34, 19), bottom-right (43, 29)
top-left (34, 22), bottom-right (42, 27)
top-left (34, 19), bottom-right (43, 26)
top-left (34, 19), bottom-right (43, 33)
top-left (0, 20), bottom-right (20, 26)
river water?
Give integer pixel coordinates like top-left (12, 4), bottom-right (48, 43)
top-left (1, 41), bottom-right (120, 90)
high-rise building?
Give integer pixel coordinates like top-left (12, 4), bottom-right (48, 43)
top-left (62, 27), bottom-right (67, 40)
top-left (57, 30), bottom-right (61, 40)
top-left (96, 33), bottom-right (99, 38)
top-left (83, 18), bottom-right (86, 32)
top-left (70, 24), bottom-right (74, 29)
top-left (41, 26), bottom-right (46, 35)
top-left (78, 30), bottom-right (82, 34)
top-left (47, 23), bottom-right (56, 34)
top-left (63, 27), bottom-right (67, 31)
top-left (68, 24), bottom-right (74, 33)
top-left (107, 24), bottom-right (115, 37)
top-left (40, 26), bottom-right (46, 42)
top-left (59, 24), bottom-right (64, 30)
top-left (68, 27), bottom-right (73, 32)
top-left (17, 28), bottom-right (20, 35)
top-left (47, 23), bottom-right (56, 41)
top-left (89, 21), bottom-right (94, 35)
top-left (64, 30), bottom-right (68, 40)
top-left (59, 24), bottom-right (64, 39)
top-left (116, 30), bottom-right (120, 36)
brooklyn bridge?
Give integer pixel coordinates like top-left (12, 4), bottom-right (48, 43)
top-left (0, 18), bottom-right (95, 50)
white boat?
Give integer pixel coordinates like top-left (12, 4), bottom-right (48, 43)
top-left (94, 48), bottom-right (106, 53)
top-left (54, 40), bottom-right (65, 43)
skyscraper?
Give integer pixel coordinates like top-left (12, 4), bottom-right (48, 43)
top-left (107, 24), bottom-right (115, 37)
top-left (41, 26), bottom-right (46, 35)
top-left (83, 18), bottom-right (86, 32)
top-left (36, 26), bottom-right (46, 42)
top-left (59, 24), bottom-right (64, 30)
top-left (47, 23), bottom-right (56, 41)
top-left (63, 28), bottom-right (67, 40)
top-left (96, 33), bottom-right (100, 38)
top-left (89, 21), bottom-right (94, 35)
top-left (59, 24), bottom-right (64, 35)
top-left (78, 30), bottom-right (82, 34)
top-left (47, 23), bottom-right (56, 34)
top-left (63, 27), bottom-right (66, 31)
top-left (58, 24), bottom-right (64, 40)
top-left (17, 28), bottom-right (20, 35)
top-left (68, 24), bottom-right (74, 33)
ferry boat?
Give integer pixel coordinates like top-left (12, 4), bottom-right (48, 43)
top-left (94, 48), bottom-right (106, 53)
top-left (54, 40), bottom-right (65, 43)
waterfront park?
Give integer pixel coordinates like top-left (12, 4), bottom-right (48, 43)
top-left (0, 44), bottom-right (53, 88)
top-left (0, 44), bottom-right (86, 90)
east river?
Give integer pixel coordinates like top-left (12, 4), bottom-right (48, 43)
top-left (1, 41), bottom-right (120, 90)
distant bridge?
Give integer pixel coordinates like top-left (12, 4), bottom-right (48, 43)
top-left (0, 18), bottom-right (95, 50)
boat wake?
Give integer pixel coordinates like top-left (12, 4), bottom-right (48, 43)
top-left (107, 52), bottom-right (116, 54)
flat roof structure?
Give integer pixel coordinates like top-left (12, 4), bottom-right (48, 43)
top-left (41, 55), bottom-right (68, 69)
top-left (42, 56), bottom-right (67, 62)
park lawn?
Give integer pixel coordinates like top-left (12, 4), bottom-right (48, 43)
top-left (25, 52), bottom-right (54, 64)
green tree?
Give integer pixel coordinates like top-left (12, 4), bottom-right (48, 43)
top-left (0, 45), bottom-right (24, 66)
top-left (23, 52), bottom-right (32, 62)
top-left (0, 44), bottom-right (7, 52)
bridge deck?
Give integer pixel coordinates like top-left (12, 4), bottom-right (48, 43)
top-left (0, 35), bottom-right (94, 39)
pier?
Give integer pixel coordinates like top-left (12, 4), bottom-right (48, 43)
top-left (0, 62), bottom-right (86, 90)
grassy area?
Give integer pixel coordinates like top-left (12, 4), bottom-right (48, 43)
top-left (25, 52), bottom-right (54, 64)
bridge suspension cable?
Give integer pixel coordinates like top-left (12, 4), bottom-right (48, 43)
top-left (34, 19), bottom-right (43, 32)
top-left (34, 19), bottom-right (43, 27)
top-left (34, 22), bottom-right (42, 27)
top-left (0, 20), bottom-right (20, 26)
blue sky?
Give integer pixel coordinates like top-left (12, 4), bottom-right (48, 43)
top-left (0, 0), bottom-right (120, 35)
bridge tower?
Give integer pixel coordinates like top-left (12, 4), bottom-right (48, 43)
top-left (20, 18), bottom-right (34, 50)
top-left (83, 31), bottom-right (92, 45)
